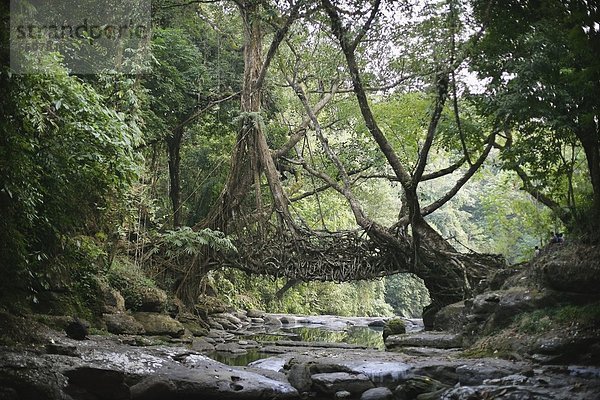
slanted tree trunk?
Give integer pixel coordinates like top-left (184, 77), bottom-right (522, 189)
top-left (322, 0), bottom-right (500, 328)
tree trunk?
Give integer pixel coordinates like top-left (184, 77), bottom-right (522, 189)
top-left (576, 120), bottom-right (600, 240)
top-left (181, 2), bottom-right (296, 306)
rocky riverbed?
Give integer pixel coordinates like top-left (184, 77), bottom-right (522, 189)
top-left (2, 243), bottom-right (599, 399)
top-left (1, 311), bottom-right (599, 400)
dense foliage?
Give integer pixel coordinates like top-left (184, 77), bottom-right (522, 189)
top-left (1, 0), bottom-right (597, 317)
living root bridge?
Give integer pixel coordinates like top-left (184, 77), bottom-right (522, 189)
top-left (225, 229), bottom-right (415, 282)
top-left (223, 228), bottom-right (503, 286)
top-left (221, 227), bottom-right (505, 329)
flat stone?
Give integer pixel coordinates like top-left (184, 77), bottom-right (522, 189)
top-left (456, 361), bottom-right (523, 385)
top-left (215, 343), bottom-right (247, 354)
top-left (385, 332), bottom-right (463, 350)
top-left (361, 387), bottom-right (393, 400)
top-left (311, 372), bottom-right (374, 395)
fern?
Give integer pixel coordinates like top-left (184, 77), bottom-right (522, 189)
top-left (160, 226), bottom-right (237, 257)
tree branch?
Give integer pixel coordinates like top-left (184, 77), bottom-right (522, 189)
top-left (273, 82), bottom-right (338, 157)
top-left (321, 0), bottom-right (412, 188)
top-left (256, 0), bottom-right (304, 90)
top-left (413, 72), bottom-right (449, 182)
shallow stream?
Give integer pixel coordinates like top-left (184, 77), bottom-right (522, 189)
top-left (208, 315), bottom-right (423, 366)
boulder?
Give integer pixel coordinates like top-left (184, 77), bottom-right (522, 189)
top-left (382, 318), bottom-right (406, 339)
top-left (132, 312), bottom-right (185, 338)
top-left (130, 376), bottom-right (177, 400)
top-left (394, 376), bottom-right (448, 400)
top-left (311, 372), bottom-right (374, 395)
top-left (211, 313), bottom-right (243, 331)
top-left (138, 287), bottom-right (168, 312)
top-left (191, 337), bottom-right (215, 352)
top-left (65, 318), bottom-right (89, 340)
top-left (247, 309), bottom-right (266, 318)
top-left (64, 367), bottom-right (129, 400)
top-left (287, 363), bottom-right (314, 393)
top-left (103, 313), bottom-right (145, 335)
top-left (433, 301), bottom-right (467, 333)
top-left (540, 257), bottom-right (600, 294)
top-left (98, 280), bottom-right (125, 313)
top-left (178, 313), bottom-right (209, 336)
top-left (368, 319), bottom-right (386, 327)
top-left (264, 314), bottom-right (283, 327)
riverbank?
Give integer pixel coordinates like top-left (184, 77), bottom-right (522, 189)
top-left (1, 310), bottom-right (600, 399)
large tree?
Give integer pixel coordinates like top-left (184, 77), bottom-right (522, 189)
top-left (469, 0), bottom-right (600, 240)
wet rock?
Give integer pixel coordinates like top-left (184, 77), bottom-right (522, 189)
top-left (335, 390), bottom-right (352, 398)
top-left (386, 332), bottom-right (462, 350)
top-left (340, 361), bottom-right (411, 387)
top-left (64, 367), bottom-right (129, 400)
top-left (361, 387), bottom-right (393, 400)
top-left (484, 374), bottom-right (530, 385)
top-left (132, 312), bottom-right (185, 337)
top-left (103, 312), bottom-right (145, 335)
top-left (311, 372), bottom-right (374, 395)
top-left (440, 385), bottom-right (552, 399)
top-left (0, 352), bottom-right (67, 400)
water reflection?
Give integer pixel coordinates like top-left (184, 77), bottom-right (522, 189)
top-left (284, 325), bottom-right (385, 350)
top-left (208, 349), bottom-right (271, 366)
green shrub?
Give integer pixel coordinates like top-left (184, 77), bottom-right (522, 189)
top-left (107, 257), bottom-right (158, 310)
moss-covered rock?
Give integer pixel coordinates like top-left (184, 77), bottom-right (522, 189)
top-left (103, 312), bottom-right (145, 335)
top-left (535, 244), bottom-right (600, 294)
top-left (383, 318), bottom-right (406, 339)
top-left (132, 312), bottom-right (185, 337)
